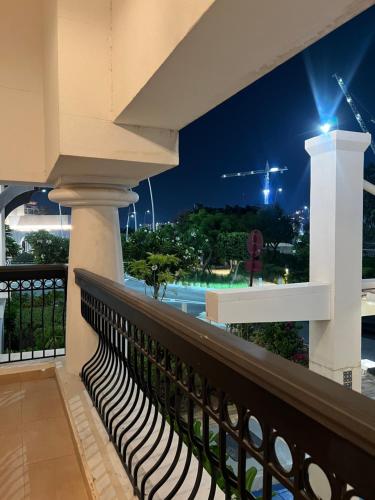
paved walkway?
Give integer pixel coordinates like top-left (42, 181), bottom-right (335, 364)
top-left (0, 371), bottom-right (89, 500)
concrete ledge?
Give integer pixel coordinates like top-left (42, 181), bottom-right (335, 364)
top-left (54, 359), bottom-right (136, 500)
top-left (0, 357), bottom-right (55, 381)
top-left (206, 282), bottom-right (331, 324)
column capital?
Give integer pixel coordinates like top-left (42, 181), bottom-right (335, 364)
top-left (48, 183), bottom-right (138, 208)
top-left (305, 130), bottom-right (371, 157)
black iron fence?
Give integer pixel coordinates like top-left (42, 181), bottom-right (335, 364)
top-left (76, 268), bottom-right (375, 499)
top-left (0, 265), bottom-right (67, 363)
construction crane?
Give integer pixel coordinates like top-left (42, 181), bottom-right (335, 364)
top-left (333, 73), bottom-right (375, 156)
top-left (221, 161), bottom-right (287, 205)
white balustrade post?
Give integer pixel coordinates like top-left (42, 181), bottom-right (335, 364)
top-left (306, 131), bottom-right (370, 391)
top-left (49, 184), bottom-right (138, 375)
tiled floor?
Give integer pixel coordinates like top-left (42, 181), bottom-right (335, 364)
top-left (0, 371), bottom-right (89, 500)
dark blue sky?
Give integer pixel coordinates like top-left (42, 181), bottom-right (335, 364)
top-left (128, 4), bottom-right (375, 226)
top-left (35, 5), bottom-right (375, 228)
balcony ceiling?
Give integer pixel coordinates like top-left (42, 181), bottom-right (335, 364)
top-left (115, 0), bottom-right (374, 130)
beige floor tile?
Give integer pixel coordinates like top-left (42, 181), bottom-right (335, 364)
top-left (0, 381), bottom-right (22, 394)
top-left (0, 373), bottom-right (21, 385)
top-left (0, 433), bottom-right (25, 472)
top-left (0, 397), bottom-right (22, 435)
top-left (0, 461), bottom-right (25, 500)
top-left (0, 434), bottom-right (24, 500)
top-left (21, 377), bottom-right (58, 395)
top-left (23, 417), bottom-right (75, 465)
top-left (19, 368), bottom-right (55, 382)
top-left (24, 455), bottom-right (88, 500)
top-left (22, 389), bottom-right (65, 424)
top-left (0, 375), bottom-right (90, 499)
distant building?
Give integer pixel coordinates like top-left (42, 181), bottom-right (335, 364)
top-left (6, 202), bottom-right (71, 252)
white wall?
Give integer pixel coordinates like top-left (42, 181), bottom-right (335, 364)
top-left (0, 0), bottom-right (46, 183)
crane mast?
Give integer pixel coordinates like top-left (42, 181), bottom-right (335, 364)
top-left (333, 73), bottom-right (375, 156)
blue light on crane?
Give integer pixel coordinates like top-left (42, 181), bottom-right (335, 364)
top-left (320, 123), bottom-right (332, 134)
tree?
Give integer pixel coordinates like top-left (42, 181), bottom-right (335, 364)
top-left (4, 291), bottom-right (65, 352)
top-left (5, 225), bottom-right (20, 260)
top-left (128, 253), bottom-right (185, 300)
top-left (12, 252), bottom-right (34, 264)
top-left (217, 232), bottom-right (248, 262)
top-left (176, 206), bottom-right (258, 271)
top-left (217, 232), bottom-right (248, 280)
top-left (257, 205), bottom-right (294, 254)
top-left (25, 230), bottom-right (69, 264)
top-left (364, 163), bottom-right (375, 245)
top-left (289, 233), bottom-right (309, 282)
top-left (123, 225), bottom-right (200, 272)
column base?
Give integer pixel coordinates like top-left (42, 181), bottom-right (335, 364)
top-left (309, 360), bottom-right (361, 392)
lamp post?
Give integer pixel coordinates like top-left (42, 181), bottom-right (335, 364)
top-left (274, 187), bottom-right (283, 205)
top-left (147, 178), bottom-right (156, 231)
top-left (125, 211), bottom-right (135, 241)
top-left (144, 209), bottom-right (151, 227)
top-left (132, 203), bottom-right (138, 231)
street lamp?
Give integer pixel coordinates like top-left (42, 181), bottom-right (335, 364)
top-left (147, 178), bottom-right (156, 232)
top-left (125, 211), bottom-right (136, 241)
top-left (274, 187), bottom-right (283, 204)
top-left (144, 209), bottom-right (151, 227)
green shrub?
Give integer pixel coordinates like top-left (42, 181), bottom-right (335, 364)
top-left (228, 322), bottom-right (308, 366)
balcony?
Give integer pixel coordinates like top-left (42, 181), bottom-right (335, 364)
top-left (2, 1), bottom-right (375, 498)
top-left (0, 264), bottom-right (373, 499)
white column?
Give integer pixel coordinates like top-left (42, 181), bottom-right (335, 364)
top-left (49, 184), bottom-right (138, 375)
top-left (306, 130), bottom-right (370, 391)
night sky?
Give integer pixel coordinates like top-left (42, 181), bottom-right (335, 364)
top-left (35, 5), bottom-right (375, 228)
top-left (129, 4), bottom-right (375, 226)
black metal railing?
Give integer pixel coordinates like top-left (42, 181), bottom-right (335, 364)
top-left (76, 268), bottom-right (375, 500)
top-left (0, 265), bottom-right (67, 363)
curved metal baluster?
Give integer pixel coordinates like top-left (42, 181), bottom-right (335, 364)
top-left (85, 303), bottom-right (110, 393)
top-left (108, 362), bottom-right (132, 435)
top-left (186, 379), bottom-right (205, 500)
top-left (128, 401), bottom-right (159, 475)
top-left (116, 378), bottom-right (141, 449)
top-left (83, 334), bottom-right (106, 395)
top-left (133, 403), bottom-right (165, 487)
top-left (166, 445), bottom-right (193, 499)
top-left (164, 364), bottom-right (195, 499)
top-left (90, 325), bottom-right (111, 401)
top-left (81, 304), bottom-right (104, 384)
top-left (117, 328), bottom-right (147, 452)
top-left (218, 391), bottom-right (232, 498)
top-left (94, 320), bottom-right (117, 407)
top-left (99, 326), bottom-right (122, 413)
top-left (112, 335), bottom-right (139, 443)
top-left (105, 334), bottom-right (128, 428)
top-left (202, 381), bottom-right (218, 500)
top-left (123, 394), bottom-right (152, 464)
top-left (101, 328), bottom-right (125, 418)
top-left (148, 432), bottom-right (183, 500)
top-left (140, 413), bottom-right (174, 498)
